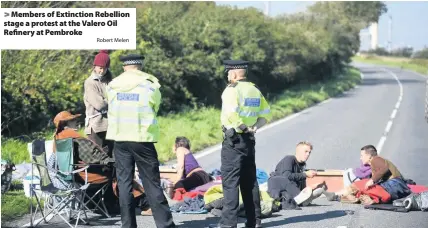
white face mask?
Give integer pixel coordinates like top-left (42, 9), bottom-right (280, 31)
top-left (93, 70), bottom-right (105, 79)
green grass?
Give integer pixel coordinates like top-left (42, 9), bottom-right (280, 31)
top-left (1, 189), bottom-right (42, 222)
top-left (353, 55), bottom-right (428, 75)
top-left (1, 67), bottom-right (361, 165)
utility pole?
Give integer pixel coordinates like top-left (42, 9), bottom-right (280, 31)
top-left (369, 22), bottom-right (378, 50)
top-left (388, 15), bottom-right (393, 52)
top-left (264, 1), bottom-right (270, 16)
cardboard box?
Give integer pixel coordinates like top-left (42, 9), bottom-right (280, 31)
top-left (306, 170), bottom-right (344, 193)
top-left (159, 166), bottom-right (178, 183)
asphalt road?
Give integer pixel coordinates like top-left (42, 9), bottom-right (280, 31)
top-left (6, 64), bottom-right (428, 228)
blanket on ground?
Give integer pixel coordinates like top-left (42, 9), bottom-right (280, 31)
top-left (408, 184), bottom-right (428, 194)
top-left (170, 195), bottom-right (207, 214)
top-left (190, 180), bottom-right (222, 193)
top-left (354, 179), bottom-right (391, 203)
top-left (173, 188), bottom-right (204, 201)
top-left (203, 185), bottom-right (280, 218)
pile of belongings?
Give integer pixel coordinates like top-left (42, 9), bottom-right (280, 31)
top-left (365, 191), bottom-right (428, 212)
top-left (167, 168), bottom-right (280, 218)
top-left (203, 184), bottom-right (280, 218)
top-left (393, 191), bottom-right (428, 211)
top-left (170, 195), bottom-right (207, 214)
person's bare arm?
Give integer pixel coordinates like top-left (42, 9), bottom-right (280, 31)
top-left (175, 148), bottom-right (185, 181)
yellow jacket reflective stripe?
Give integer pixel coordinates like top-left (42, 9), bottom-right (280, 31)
top-left (221, 81), bottom-right (271, 132)
top-left (106, 69), bottom-right (161, 142)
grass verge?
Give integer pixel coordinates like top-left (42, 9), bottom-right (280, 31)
top-left (353, 55), bottom-right (428, 75)
top-left (1, 66), bottom-right (361, 164)
top-left (1, 189), bottom-right (41, 222)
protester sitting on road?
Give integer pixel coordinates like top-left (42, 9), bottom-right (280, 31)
top-left (172, 136), bottom-right (213, 191)
top-left (324, 148), bottom-right (373, 201)
top-left (267, 141), bottom-right (327, 207)
top-left (325, 145), bottom-right (411, 204)
top-left (137, 137), bottom-right (212, 216)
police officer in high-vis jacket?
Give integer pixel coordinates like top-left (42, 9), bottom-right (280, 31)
top-left (209, 60), bottom-right (271, 228)
top-left (106, 54), bottom-right (175, 228)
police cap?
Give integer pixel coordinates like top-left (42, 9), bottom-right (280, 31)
top-left (119, 54), bottom-right (145, 66)
top-left (223, 60), bottom-right (249, 72)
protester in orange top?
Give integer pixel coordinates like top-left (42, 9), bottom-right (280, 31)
top-left (52, 111), bottom-right (111, 184)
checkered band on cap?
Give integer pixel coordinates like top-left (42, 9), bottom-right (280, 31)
top-left (123, 60), bottom-right (143, 66)
top-left (225, 65), bottom-right (248, 70)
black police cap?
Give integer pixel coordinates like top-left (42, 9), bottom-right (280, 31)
top-left (119, 54), bottom-right (145, 66)
top-left (223, 60), bottom-right (249, 72)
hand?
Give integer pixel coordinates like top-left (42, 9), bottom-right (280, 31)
top-left (247, 126), bottom-right (258, 134)
top-left (305, 170), bottom-right (317, 178)
top-left (365, 179), bottom-right (374, 190)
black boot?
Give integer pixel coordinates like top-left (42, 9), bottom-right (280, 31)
top-left (244, 222), bottom-right (263, 228)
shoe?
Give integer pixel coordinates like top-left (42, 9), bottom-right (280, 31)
top-left (208, 224), bottom-right (236, 228)
top-left (244, 222), bottom-right (263, 228)
top-left (294, 187), bottom-right (312, 205)
top-left (324, 192), bottom-right (340, 201)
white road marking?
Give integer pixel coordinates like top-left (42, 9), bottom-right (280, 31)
top-left (195, 70), bottom-right (365, 159)
top-left (390, 109), bottom-right (397, 119)
top-left (376, 69), bottom-right (403, 154)
top-left (385, 120), bottom-right (393, 133)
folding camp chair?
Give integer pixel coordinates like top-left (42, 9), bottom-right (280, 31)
top-left (72, 138), bottom-right (114, 218)
top-left (29, 138), bottom-right (90, 228)
top-left (79, 173), bottom-right (112, 218)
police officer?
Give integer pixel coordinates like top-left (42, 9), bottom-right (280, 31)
top-left (106, 54), bottom-right (175, 228)
top-left (209, 60), bottom-right (271, 228)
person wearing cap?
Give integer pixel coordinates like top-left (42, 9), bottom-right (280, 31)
top-left (52, 111), bottom-right (118, 212)
top-left (105, 54), bottom-right (175, 228)
top-left (84, 50), bottom-right (113, 155)
top-left (209, 60), bottom-right (271, 228)
top-left (53, 111), bottom-right (82, 140)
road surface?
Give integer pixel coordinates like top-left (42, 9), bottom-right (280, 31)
top-left (5, 64), bottom-right (428, 228)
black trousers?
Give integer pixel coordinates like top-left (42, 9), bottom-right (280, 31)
top-left (114, 141), bottom-right (175, 228)
top-left (267, 175), bottom-right (302, 199)
top-left (219, 133), bottom-right (262, 227)
top-left (174, 170), bottom-right (212, 191)
top-left (88, 129), bottom-right (114, 157)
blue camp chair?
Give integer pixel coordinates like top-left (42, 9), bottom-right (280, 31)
top-left (29, 138), bottom-right (90, 228)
